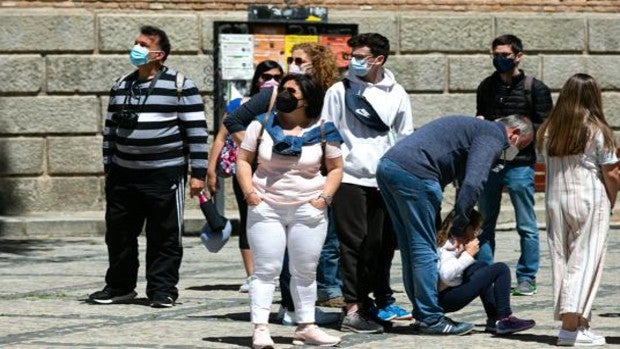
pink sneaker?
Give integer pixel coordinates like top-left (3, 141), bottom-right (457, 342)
top-left (293, 324), bottom-right (341, 347)
top-left (252, 327), bottom-right (274, 349)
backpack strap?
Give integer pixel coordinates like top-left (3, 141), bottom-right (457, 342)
top-left (523, 74), bottom-right (534, 118)
top-left (266, 86), bottom-right (277, 114)
top-left (112, 71), bottom-right (137, 91)
top-left (175, 72), bottom-right (185, 100)
top-left (319, 119), bottom-right (327, 176)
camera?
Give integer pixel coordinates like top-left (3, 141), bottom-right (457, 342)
top-left (112, 109), bottom-right (139, 128)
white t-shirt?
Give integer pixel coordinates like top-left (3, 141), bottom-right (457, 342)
top-left (240, 119), bottom-right (342, 206)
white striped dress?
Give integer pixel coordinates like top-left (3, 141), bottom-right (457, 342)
top-left (543, 130), bottom-right (617, 320)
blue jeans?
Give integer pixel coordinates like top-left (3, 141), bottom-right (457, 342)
top-left (377, 158), bottom-right (444, 324)
top-left (477, 164), bottom-right (539, 283)
top-left (317, 209), bottom-right (343, 301)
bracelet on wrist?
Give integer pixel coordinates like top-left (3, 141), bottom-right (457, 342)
top-left (318, 193), bottom-right (333, 206)
top-left (244, 191), bottom-right (256, 200)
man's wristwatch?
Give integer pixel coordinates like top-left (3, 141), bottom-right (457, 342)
top-left (318, 193), bottom-right (333, 206)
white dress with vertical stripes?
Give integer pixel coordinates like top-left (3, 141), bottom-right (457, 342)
top-left (543, 130), bottom-right (617, 320)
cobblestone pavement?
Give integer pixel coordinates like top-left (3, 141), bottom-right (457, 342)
top-left (0, 229), bottom-right (619, 349)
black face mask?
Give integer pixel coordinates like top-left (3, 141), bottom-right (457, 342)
top-left (275, 90), bottom-right (299, 113)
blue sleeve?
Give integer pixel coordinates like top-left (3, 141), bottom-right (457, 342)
top-left (223, 87), bottom-right (273, 134)
top-left (451, 135), bottom-right (503, 236)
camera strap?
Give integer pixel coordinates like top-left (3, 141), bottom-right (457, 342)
top-left (123, 67), bottom-right (166, 114)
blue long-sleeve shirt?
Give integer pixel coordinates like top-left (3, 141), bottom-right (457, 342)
top-left (382, 115), bottom-right (509, 236)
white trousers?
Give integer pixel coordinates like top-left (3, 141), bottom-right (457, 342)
top-left (247, 201), bottom-right (327, 324)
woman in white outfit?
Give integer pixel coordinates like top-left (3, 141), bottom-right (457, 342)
top-left (537, 73), bottom-right (620, 347)
top-left (236, 74), bottom-right (344, 348)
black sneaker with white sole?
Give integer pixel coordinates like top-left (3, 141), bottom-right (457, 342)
top-left (89, 287), bottom-right (137, 304)
top-left (150, 296), bottom-right (174, 308)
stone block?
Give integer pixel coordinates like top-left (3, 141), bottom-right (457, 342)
top-left (201, 12), bottom-right (248, 53)
top-left (0, 55), bottom-right (43, 93)
top-left (166, 55), bottom-right (213, 92)
top-left (542, 55), bottom-right (620, 90)
top-left (47, 55), bottom-right (133, 93)
top-left (495, 15), bottom-right (585, 52)
top-left (330, 11), bottom-right (398, 52)
top-left (0, 138), bottom-right (45, 175)
top-left (98, 14), bottom-right (200, 53)
top-left (47, 55), bottom-right (211, 93)
top-left (0, 96), bottom-right (99, 135)
top-left (541, 55), bottom-right (586, 90)
top-left (48, 136), bottom-right (103, 174)
top-left (387, 55), bottom-right (445, 92)
top-left (585, 56), bottom-right (620, 90)
top-left (35, 177), bottom-right (102, 212)
top-left (413, 94), bottom-right (477, 127)
top-left (603, 92), bottom-right (620, 128)
top-left (0, 10), bottom-right (94, 52)
top-left (401, 15), bottom-right (493, 53)
top-left (589, 17), bottom-right (620, 52)
top-left (449, 55), bottom-right (540, 92)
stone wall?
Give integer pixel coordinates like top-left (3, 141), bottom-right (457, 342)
top-left (0, 9), bottom-right (619, 234)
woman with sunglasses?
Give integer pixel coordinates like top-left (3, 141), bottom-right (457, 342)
top-left (206, 60), bottom-right (283, 293)
top-left (236, 74), bottom-right (344, 348)
top-left (436, 209), bottom-right (536, 336)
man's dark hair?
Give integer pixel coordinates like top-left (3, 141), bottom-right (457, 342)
top-left (140, 25), bottom-right (171, 62)
top-left (347, 33), bottom-right (390, 64)
top-left (492, 34), bottom-right (523, 54)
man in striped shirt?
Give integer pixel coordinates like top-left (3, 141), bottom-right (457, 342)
top-left (89, 25), bottom-right (208, 308)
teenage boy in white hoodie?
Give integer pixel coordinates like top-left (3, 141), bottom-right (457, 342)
top-left (320, 33), bottom-right (414, 333)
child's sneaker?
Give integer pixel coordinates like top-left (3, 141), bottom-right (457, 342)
top-left (557, 327), bottom-right (606, 346)
top-left (370, 304), bottom-right (413, 321)
top-left (494, 316), bottom-right (536, 335)
top-left (292, 324), bottom-right (341, 347)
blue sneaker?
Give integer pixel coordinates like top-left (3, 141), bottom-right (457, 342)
top-left (413, 316), bottom-right (474, 336)
top-left (371, 304), bottom-right (413, 321)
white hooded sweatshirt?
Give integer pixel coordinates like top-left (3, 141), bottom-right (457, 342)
top-left (321, 68), bottom-right (414, 187)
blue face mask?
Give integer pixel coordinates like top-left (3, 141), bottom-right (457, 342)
top-left (129, 44), bottom-right (158, 67)
top-left (349, 57), bottom-right (370, 77)
top-left (493, 55), bottom-right (516, 73)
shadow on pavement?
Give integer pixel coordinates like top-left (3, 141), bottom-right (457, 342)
top-left (186, 284), bottom-right (241, 292)
top-left (203, 335), bottom-right (289, 348)
top-left (0, 239), bottom-right (53, 255)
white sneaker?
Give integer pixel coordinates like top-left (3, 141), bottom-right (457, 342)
top-left (558, 327), bottom-right (606, 346)
top-left (252, 327), bottom-right (274, 349)
top-left (276, 306), bottom-right (340, 326)
top-left (293, 324), bottom-right (341, 347)
top-left (239, 277), bottom-right (251, 293)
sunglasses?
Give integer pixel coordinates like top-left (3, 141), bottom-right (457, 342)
top-left (287, 57), bottom-right (307, 66)
top-left (279, 86), bottom-right (302, 97)
top-left (260, 73), bottom-right (282, 82)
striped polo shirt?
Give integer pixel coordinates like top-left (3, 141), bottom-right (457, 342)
top-left (103, 66), bottom-right (208, 180)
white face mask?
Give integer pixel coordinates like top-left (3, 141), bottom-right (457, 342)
top-left (501, 136), bottom-right (520, 161)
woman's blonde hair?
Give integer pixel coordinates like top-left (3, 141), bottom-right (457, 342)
top-left (291, 42), bottom-right (340, 93)
top-left (437, 209), bottom-right (483, 246)
top-left (536, 73), bottom-right (615, 156)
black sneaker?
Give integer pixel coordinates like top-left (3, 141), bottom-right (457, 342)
top-left (495, 316), bottom-right (536, 335)
top-left (150, 295), bottom-right (174, 308)
top-left (341, 310), bottom-right (384, 334)
top-left (413, 316), bottom-right (474, 335)
top-left (89, 287), bottom-right (137, 304)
